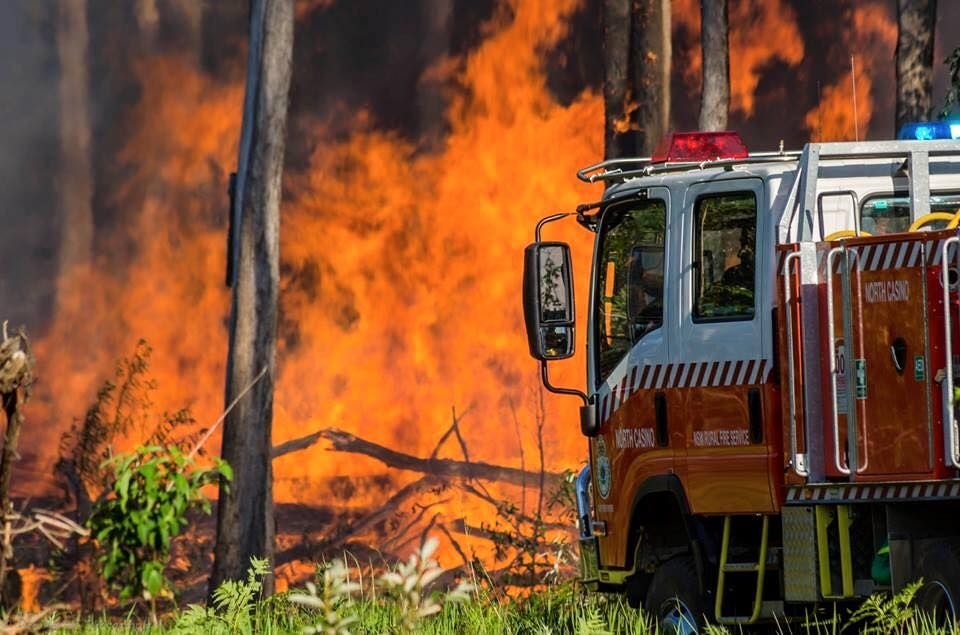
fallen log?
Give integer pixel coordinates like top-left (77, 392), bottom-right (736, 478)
top-left (318, 428), bottom-right (563, 489)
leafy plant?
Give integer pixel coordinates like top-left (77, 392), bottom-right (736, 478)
top-left (174, 557), bottom-right (273, 635)
top-left (87, 444), bottom-right (231, 616)
top-left (55, 340), bottom-right (205, 511)
top-left (843, 580), bottom-right (922, 634)
top-left (289, 559), bottom-right (361, 634)
top-left (378, 536), bottom-right (474, 632)
top-left (575, 606), bottom-right (612, 635)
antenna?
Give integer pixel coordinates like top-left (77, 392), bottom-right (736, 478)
top-left (817, 81), bottom-right (823, 142)
top-left (851, 55), bottom-right (860, 141)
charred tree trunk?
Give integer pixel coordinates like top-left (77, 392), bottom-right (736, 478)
top-left (699, 0), bottom-right (729, 131)
top-left (169, 0), bottom-right (204, 58)
top-left (0, 327), bottom-right (31, 608)
top-left (632, 0), bottom-right (671, 156)
top-left (603, 0), bottom-right (634, 159)
top-left (56, 0), bottom-right (93, 280)
top-left (134, 0), bottom-right (159, 49)
top-left (211, 0), bottom-right (293, 594)
top-left (895, 0), bottom-right (937, 130)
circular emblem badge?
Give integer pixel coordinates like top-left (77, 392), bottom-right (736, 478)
top-left (595, 438), bottom-right (612, 499)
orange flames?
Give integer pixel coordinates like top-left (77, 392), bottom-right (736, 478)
top-left (805, 2), bottom-right (896, 141)
top-left (17, 0), bottom-right (904, 570)
top-left (24, 0), bottom-right (600, 544)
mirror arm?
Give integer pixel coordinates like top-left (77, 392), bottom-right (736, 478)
top-left (535, 213), bottom-right (577, 241)
top-left (540, 361), bottom-right (588, 406)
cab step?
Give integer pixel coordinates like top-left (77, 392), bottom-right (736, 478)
top-left (715, 515), bottom-right (771, 625)
top-left (718, 601), bottom-right (784, 625)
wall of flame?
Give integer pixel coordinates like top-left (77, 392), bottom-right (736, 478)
top-left (10, 0), bottom-right (959, 521)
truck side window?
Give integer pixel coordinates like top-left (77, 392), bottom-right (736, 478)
top-left (595, 199), bottom-right (667, 382)
top-left (862, 192), bottom-right (960, 234)
top-left (694, 191), bottom-right (757, 321)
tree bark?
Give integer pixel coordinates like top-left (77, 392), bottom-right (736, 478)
top-left (167, 0), bottom-right (204, 62)
top-left (56, 0), bottom-right (93, 279)
top-left (699, 0), bottom-right (729, 131)
top-left (895, 0), bottom-right (937, 130)
top-left (133, 0), bottom-right (159, 49)
top-left (632, 0), bottom-right (671, 156)
top-left (0, 328), bottom-right (31, 608)
top-left (211, 0), bottom-right (293, 594)
top-left (603, 0), bottom-right (634, 159)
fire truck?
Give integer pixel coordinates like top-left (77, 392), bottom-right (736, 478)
top-left (522, 124), bottom-right (960, 630)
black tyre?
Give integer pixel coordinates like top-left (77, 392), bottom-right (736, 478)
top-left (915, 541), bottom-right (960, 625)
top-left (644, 555), bottom-right (708, 635)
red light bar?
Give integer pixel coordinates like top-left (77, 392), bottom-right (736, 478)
top-left (651, 131), bottom-right (749, 163)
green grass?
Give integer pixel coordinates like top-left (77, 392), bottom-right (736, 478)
top-left (62, 588), bottom-right (647, 634)
top-left (48, 584), bottom-right (958, 635)
top-left (14, 555), bottom-right (958, 634)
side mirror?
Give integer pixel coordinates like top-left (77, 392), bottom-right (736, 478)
top-left (523, 242), bottom-right (575, 361)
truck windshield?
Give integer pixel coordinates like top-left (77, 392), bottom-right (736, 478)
top-left (861, 192), bottom-right (960, 234)
top-left (595, 199), bottom-right (666, 383)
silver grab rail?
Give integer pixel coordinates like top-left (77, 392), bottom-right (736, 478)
top-left (782, 251), bottom-right (808, 476)
top-left (846, 249), bottom-right (870, 474)
top-left (825, 246), bottom-right (852, 475)
top-left (941, 236), bottom-right (960, 467)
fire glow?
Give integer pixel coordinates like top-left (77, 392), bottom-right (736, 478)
top-left (13, 0), bottom-right (918, 570)
top-left (24, 0), bottom-right (600, 571)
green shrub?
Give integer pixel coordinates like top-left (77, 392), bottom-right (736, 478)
top-left (87, 444), bottom-right (231, 615)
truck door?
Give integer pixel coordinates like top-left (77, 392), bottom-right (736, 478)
top-left (675, 177), bottom-right (777, 514)
top-left (588, 186), bottom-right (676, 568)
top-left (819, 230), bottom-right (939, 481)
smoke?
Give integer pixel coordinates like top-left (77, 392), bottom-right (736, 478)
top-left (0, 4), bottom-right (61, 329)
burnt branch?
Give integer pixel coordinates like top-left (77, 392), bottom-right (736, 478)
top-left (322, 476), bottom-right (445, 549)
top-left (271, 430), bottom-right (323, 459)
top-left (458, 482), bottom-right (568, 533)
top-left (318, 428), bottom-right (563, 488)
top-left (429, 405), bottom-right (472, 462)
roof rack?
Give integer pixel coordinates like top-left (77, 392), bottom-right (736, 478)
top-left (576, 150), bottom-right (803, 184)
top-left (794, 139), bottom-right (960, 241)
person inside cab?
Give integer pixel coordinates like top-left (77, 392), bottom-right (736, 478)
top-left (627, 245), bottom-right (664, 341)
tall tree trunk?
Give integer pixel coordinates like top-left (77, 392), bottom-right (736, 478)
top-left (211, 0), bottom-right (293, 593)
top-left (632, 0), bottom-right (671, 156)
top-left (699, 0), bottom-right (729, 131)
top-left (167, 0), bottom-right (204, 62)
top-left (56, 0), bottom-right (93, 281)
top-left (603, 0), bottom-right (633, 159)
top-left (895, 0), bottom-right (937, 130)
top-left (134, 0), bottom-right (159, 50)
top-left (0, 328), bottom-right (31, 609)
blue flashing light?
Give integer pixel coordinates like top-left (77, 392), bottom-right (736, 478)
top-left (898, 120), bottom-right (960, 140)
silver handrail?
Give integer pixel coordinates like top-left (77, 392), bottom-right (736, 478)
top-left (941, 236), bottom-right (960, 467)
top-left (816, 190), bottom-right (862, 241)
top-left (782, 251), bottom-right (808, 477)
top-left (825, 246), bottom-right (852, 475)
top-left (846, 249), bottom-right (870, 474)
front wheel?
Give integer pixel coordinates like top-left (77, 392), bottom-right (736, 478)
top-left (644, 555), bottom-right (708, 634)
top-left (915, 541), bottom-right (960, 625)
